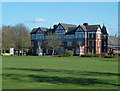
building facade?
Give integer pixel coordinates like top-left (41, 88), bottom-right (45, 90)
top-left (108, 36), bottom-right (120, 56)
top-left (30, 23), bottom-right (108, 56)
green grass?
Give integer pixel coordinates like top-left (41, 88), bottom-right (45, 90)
top-left (2, 56), bottom-right (119, 89)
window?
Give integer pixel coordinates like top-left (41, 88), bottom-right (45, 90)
top-left (75, 34), bottom-right (79, 38)
top-left (104, 49), bottom-right (106, 52)
top-left (92, 48), bottom-right (94, 54)
top-left (104, 41), bottom-right (106, 46)
top-left (92, 34), bottom-right (94, 38)
top-left (88, 34), bottom-right (92, 38)
top-left (64, 35), bottom-right (66, 38)
top-left (98, 34), bottom-right (100, 38)
top-left (81, 33), bottom-right (85, 38)
top-left (92, 41), bottom-right (94, 46)
top-left (76, 49), bottom-right (80, 54)
top-left (90, 34), bottom-right (92, 38)
top-left (38, 41), bottom-right (42, 46)
top-left (88, 48), bottom-right (92, 52)
top-left (32, 34), bottom-right (36, 39)
top-left (67, 41), bottom-right (72, 46)
top-left (68, 35), bottom-right (71, 38)
top-left (88, 49), bottom-right (89, 52)
top-left (78, 41), bottom-right (82, 46)
top-left (75, 32), bottom-right (84, 38)
top-left (88, 41), bottom-right (91, 46)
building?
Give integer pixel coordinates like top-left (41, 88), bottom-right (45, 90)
top-left (30, 23), bottom-right (108, 56)
top-left (108, 36), bottom-right (120, 56)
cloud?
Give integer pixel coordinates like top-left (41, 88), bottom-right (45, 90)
top-left (27, 18), bottom-right (46, 23)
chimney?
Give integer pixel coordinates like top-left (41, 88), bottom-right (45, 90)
top-left (53, 25), bottom-right (58, 29)
top-left (83, 23), bottom-right (88, 26)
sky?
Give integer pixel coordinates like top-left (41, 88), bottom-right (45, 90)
top-left (2, 2), bottom-right (118, 36)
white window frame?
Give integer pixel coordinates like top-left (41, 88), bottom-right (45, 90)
top-left (98, 34), bottom-right (100, 38)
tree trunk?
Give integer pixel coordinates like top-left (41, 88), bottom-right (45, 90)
top-left (4, 49), bottom-right (5, 54)
top-left (22, 49), bottom-right (23, 56)
top-left (52, 49), bottom-right (54, 56)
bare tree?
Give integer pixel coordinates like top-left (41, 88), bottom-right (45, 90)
top-left (2, 26), bottom-right (17, 53)
top-left (2, 24), bottom-right (31, 55)
top-left (14, 24), bottom-right (31, 56)
top-left (45, 33), bottom-right (63, 56)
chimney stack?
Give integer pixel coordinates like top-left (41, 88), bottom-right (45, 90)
top-left (53, 25), bottom-right (58, 29)
top-left (83, 23), bottom-right (88, 26)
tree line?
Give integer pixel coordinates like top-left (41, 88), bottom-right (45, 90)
top-left (1, 24), bottom-right (31, 55)
top-left (0, 24), bottom-right (66, 56)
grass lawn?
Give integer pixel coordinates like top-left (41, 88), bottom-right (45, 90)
top-left (2, 56), bottom-right (119, 89)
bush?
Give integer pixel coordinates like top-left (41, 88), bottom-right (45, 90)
top-left (94, 54), bottom-right (101, 57)
top-left (104, 55), bottom-right (115, 58)
top-left (58, 53), bottom-right (69, 57)
top-left (66, 50), bottom-right (73, 56)
top-left (100, 54), bottom-right (106, 58)
top-left (58, 50), bottom-right (73, 57)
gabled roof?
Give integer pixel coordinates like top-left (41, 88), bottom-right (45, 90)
top-left (59, 23), bottom-right (77, 30)
top-left (108, 36), bottom-right (119, 46)
top-left (85, 25), bottom-right (101, 32)
top-left (30, 28), bottom-right (38, 34)
top-left (30, 23), bottom-right (109, 35)
top-left (65, 27), bottom-right (77, 35)
top-left (75, 25), bottom-right (87, 32)
top-left (40, 27), bottom-right (48, 31)
top-left (101, 25), bottom-right (108, 35)
top-left (30, 27), bottom-right (48, 34)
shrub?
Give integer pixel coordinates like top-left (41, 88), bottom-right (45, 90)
top-left (58, 50), bottom-right (73, 57)
top-left (104, 55), bottom-right (115, 58)
top-left (58, 53), bottom-right (68, 57)
top-left (66, 50), bottom-right (73, 56)
top-left (94, 54), bottom-right (101, 57)
top-left (58, 53), bottom-right (69, 57)
top-left (100, 54), bottom-right (106, 58)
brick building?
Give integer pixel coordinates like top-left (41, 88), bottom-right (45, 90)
top-left (30, 23), bottom-right (108, 56)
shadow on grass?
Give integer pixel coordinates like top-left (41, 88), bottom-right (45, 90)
top-left (2, 73), bottom-right (120, 86)
top-left (2, 67), bottom-right (120, 87)
top-left (4, 67), bottom-right (120, 77)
